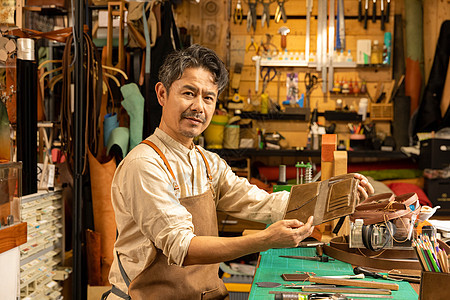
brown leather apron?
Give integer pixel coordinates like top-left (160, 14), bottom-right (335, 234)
top-left (108, 140), bottom-right (228, 300)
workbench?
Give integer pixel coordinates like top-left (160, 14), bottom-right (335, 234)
top-left (248, 246), bottom-right (419, 300)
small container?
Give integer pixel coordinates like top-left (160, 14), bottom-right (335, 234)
top-left (358, 98), bottom-right (369, 121)
top-left (350, 134), bottom-right (366, 150)
top-left (370, 40), bottom-right (382, 65)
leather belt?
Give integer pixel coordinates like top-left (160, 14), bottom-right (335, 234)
top-left (323, 236), bottom-right (421, 270)
top-left (323, 236), bottom-right (450, 271)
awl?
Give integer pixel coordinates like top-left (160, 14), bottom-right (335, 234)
top-left (279, 255), bottom-right (335, 262)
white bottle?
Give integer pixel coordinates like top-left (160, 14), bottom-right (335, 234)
top-left (346, 49), bottom-right (353, 62)
top-left (358, 98), bottom-right (369, 121)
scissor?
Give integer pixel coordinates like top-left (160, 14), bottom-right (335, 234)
top-left (257, 0), bottom-right (276, 28)
top-left (275, 0), bottom-right (288, 23)
top-left (261, 66), bottom-right (277, 92)
top-left (233, 0), bottom-right (243, 24)
top-left (305, 72), bottom-right (318, 92)
top-left (246, 0), bottom-right (258, 32)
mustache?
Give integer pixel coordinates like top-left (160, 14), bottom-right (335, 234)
top-left (181, 111), bottom-right (206, 123)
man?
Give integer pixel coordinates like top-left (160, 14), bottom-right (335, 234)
top-left (106, 44), bottom-right (374, 299)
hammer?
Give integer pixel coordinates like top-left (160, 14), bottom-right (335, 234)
top-left (278, 26), bottom-right (290, 50)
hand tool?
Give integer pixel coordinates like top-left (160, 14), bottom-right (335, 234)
top-left (385, 0), bottom-right (390, 22)
top-left (246, 36), bottom-right (259, 53)
top-left (328, 0), bottom-right (335, 92)
top-left (261, 66), bottom-right (277, 93)
top-left (317, 0), bottom-right (327, 93)
top-left (372, 0), bottom-right (377, 23)
top-left (279, 255), bottom-right (335, 262)
top-left (358, 0), bottom-right (363, 21)
top-left (252, 55), bottom-right (261, 93)
top-left (258, 0), bottom-right (275, 28)
top-left (305, 0), bottom-right (312, 62)
top-left (336, 0), bottom-right (345, 50)
top-left (246, 0), bottom-right (258, 32)
top-left (320, 274), bottom-right (365, 279)
top-left (380, 0), bottom-right (385, 30)
top-left (353, 267), bottom-right (403, 281)
top-left (304, 72), bottom-right (318, 108)
top-left (298, 241), bottom-right (324, 247)
top-left (275, 0), bottom-right (288, 23)
top-left (278, 26), bottom-right (290, 50)
top-left (364, 0), bottom-right (369, 29)
top-left (309, 276), bottom-right (399, 291)
top-left (301, 287), bottom-right (393, 295)
top-left (233, 0), bottom-right (243, 24)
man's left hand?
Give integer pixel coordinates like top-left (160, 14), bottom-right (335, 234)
top-left (353, 173), bottom-right (374, 201)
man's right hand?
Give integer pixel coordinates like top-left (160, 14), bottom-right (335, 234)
top-left (259, 216), bottom-right (314, 250)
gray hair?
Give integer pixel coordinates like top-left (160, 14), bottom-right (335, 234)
top-left (158, 44), bottom-right (229, 96)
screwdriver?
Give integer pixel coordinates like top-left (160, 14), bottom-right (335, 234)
top-left (353, 266), bottom-right (402, 281)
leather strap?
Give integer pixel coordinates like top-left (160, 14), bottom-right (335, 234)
top-left (140, 139), bottom-right (179, 191)
top-left (323, 236), bottom-right (421, 270)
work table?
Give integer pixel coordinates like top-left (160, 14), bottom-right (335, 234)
top-left (248, 246), bottom-right (419, 299)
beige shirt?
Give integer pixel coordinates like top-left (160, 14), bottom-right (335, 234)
top-left (109, 128), bottom-right (289, 295)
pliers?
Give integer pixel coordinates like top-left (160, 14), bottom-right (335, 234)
top-left (233, 0), bottom-right (243, 25)
top-left (275, 0), bottom-right (288, 23)
top-left (246, 0), bottom-right (258, 32)
top-left (258, 0), bottom-right (276, 28)
top-left (246, 36), bottom-right (259, 53)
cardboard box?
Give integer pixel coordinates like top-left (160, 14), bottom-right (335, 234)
top-left (356, 40), bottom-right (371, 64)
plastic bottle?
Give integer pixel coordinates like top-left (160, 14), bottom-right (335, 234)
top-left (370, 40), bottom-right (382, 65)
top-left (346, 49), bottom-right (353, 62)
top-left (358, 98), bottom-right (369, 121)
top-left (383, 32), bottom-right (392, 65)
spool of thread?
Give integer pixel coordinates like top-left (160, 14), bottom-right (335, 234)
top-left (278, 165), bottom-right (287, 185)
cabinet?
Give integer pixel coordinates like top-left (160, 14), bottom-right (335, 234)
top-left (19, 190), bottom-right (69, 299)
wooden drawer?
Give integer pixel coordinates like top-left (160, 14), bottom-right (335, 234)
top-left (217, 211), bottom-right (266, 234)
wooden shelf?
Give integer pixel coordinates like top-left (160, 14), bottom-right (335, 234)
top-left (0, 222), bottom-right (27, 254)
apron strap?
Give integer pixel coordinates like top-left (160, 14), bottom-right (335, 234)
top-left (140, 139), bottom-right (180, 191)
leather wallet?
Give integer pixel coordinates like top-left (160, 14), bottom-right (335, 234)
top-left (283, 174), bottom-right (360, 226)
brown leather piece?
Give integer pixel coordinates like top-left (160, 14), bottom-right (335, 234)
top-left (88, 150), bottom-right (117, 285)
top-left (420, 271), bottom-right (450, 300)
top-left (349, 192), bottom-right (420, 225)
top-left (284, 174), bottom-right (359, 226)
top-left (86, 229), bottom-right (102, 286)
top-left (323, 236), bottom-right (421, 271)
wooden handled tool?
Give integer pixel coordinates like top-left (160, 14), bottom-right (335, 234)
top-left (309, 276), bottom-right (399, 290)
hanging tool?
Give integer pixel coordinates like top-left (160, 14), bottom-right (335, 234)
top-left (380, 0), bottom-right (385, 30)
top-left (252, 55), bottom-right (261, 93)
top-left (372, 0), bottom-right (377, 23)
top-left (246, 36), bottom-right (259, 53)
top-left (336, 0), bottom-right (345, 50)
top-left (328, 0), bottom-right (335, 92)
top-left (353, 267), bottom-right (403, 282)
top-left (385, 0), bottom-right (390, 23)
top-left (233, 0), bottom-right (243, 24)
top-left (358, 0), bottom-right (362, 21)
top-left (279, 255), bottom-right (335, 262)
top-left (304, 72), bottom-right (318, 108)
top-left (305, 0), bottom-right (312, 62)
top-left (364, 0), bottom-right (369, 29)
top-left (258, 0), bottom-right (275, 28)
top-left (247, 0), bottom-right (258, 32)
top-left (317, 0), bottom-right (327, 93)
top-left (278, 26), bottom-right (290, 50)
top-left (274, 0), bottom-right (288, 23)
top-left (261, 66), bottom-right (277, 93)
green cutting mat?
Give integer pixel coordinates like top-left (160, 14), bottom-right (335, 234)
top-left (249, 247), bottom-right (419, 300)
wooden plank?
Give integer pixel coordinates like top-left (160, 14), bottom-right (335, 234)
top-left (302, 286), bottom-right (392, 295)
top-left (309, 276), bottom-right (399, 291)
top-left (0, 222), bottom-right (27, 254)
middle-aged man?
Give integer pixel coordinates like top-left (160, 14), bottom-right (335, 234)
top-left (105, 44), bottom-right (374, 300)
